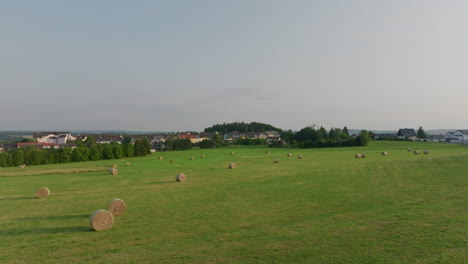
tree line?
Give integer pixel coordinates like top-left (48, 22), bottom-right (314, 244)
top-left (0, 138), bottom-right (151, 168)
top-left (204, 121), bottom-right (282, 134)
top-left (277, 126), bottom-right (370, 148)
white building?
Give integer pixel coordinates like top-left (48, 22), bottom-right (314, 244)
top-left (451, 130), bottom-right (468, 144)
top-left (36, 133), bottom-right (76, 145)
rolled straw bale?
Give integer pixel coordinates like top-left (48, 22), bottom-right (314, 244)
top-left (407, 148), bottom-right (412, 152)
top-left (231, 151), bottom-right (235, 155)
top-left (89, 209), bottom-right (114, 231)
top-left (287, 153), bottom-right (292, 157)
top-left (355, 153), bottom-right (361, 158)
top-left (108, 164), bottom-right (118, 175)
top-left (176, 173), bottom-right (186, 182)
top-left (19, 164), bottom-right (27, 169)
top-left (413, 150), bottom-right (420, 155)
top-left (273, 159), bottom-right (279, 163)
top-left (265, 151), bottom-right (270, 154)
top-left (36, 187), bottom-right (50, 198)
top-left (297, 155), bottom-right (303, 159)
top-left (381, 152), bottom-right (388, 156)
top-left (158, 156), bottom-right (163, 160)
top-left (423, 150), bottom-right (429, 154)
top-left (361, 153), bottom-right (366, 158)
top-left (228, 163), bottom-right (237, 169)
top-left (190, 157), bottom-right (195, 160)
top-left (107, 198), bottom-right (127, 216)
top-left (200, 155), bottom-right (206, 158)
top-left (125, 162), bottom-right (131, 166)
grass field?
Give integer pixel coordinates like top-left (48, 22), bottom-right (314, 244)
top-left (0, 141), bottom-right (467, 264)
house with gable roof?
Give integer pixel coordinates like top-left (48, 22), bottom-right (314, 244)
top-left (397, 128), bottom-right (417, 140)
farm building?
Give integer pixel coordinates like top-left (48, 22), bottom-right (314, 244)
top-left (426, 134), bottom-right (445, 142)
top-left (397, 128), bottom-right (417, 140)
top-left (447, 130), bottom-right (468, 144)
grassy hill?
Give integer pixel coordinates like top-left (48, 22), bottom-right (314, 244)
top-left (0, 141), bottom-right (466, 263)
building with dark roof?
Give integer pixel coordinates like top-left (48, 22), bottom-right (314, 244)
top-left (397, 128), bottom-right (417, 139)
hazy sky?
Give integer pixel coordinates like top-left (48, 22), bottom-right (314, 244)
top-left (1, 0), bottom-right (468, 131)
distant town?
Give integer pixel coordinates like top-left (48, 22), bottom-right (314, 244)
top-left (0, 127), bottom-right (467, 154)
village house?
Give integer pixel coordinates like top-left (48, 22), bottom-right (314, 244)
top-left (178, 133), bottom-right (207, 144)
top-left (0, 143), bottom-right (18, 152)
top-left (265, 131), bottom-right (281, 143)
top-left (397, 128), bottom-right (417, 140)
top-left (17, 142), bottom-right (59, 149)
top-left (446, 130), bottom-right (468, 144)
top-left (444, 131), bottom-right (459, 143)
top-left (96, 134), bottom-right (123, 144)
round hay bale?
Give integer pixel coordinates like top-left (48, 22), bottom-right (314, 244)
top-left (423, 150), bottom-right (429, 154)
top-left (36, 187), bottom-right (50, 198)
top-left (190, 156), bottom-right (195, 160)
top-left (158, 156), bottom-right (163, 160)
top-left (297, 155), bottom-right (303, 159)
top-left (89, 209), bottom-right (114, 231)
top-left (170, 159), bottom-right (174, 163)
top-left (228, 162), bottom-right (237, 169)
top-left (273, 159), bottom-right (279, 163)
top-left (287, 153), bottom-right (292, 157)
top-left (407, 148), bottom-right (412, 152)
top-left (230, 151), bottom-right (235, 155)
top-left (361, 153), bottom-right (366, 158)
top-left (413, 150), bottom-right (420, 155)
top-left (265, 151), bottom-right (270, 154)
top-left (108, 164), bottom-right (118, 175)
top-left (355, 153), bottom-right (362, 158)
top-left (19, 164), bottom-right (27, 169)
top-left (125, 162), bottom-right (131, 166)
top-left (381, 152), bottom-right (388, 156)
top-left (176, 173), bottom-right (186, 182)
top-left (200, 155), bottom-right (206, 158)
top-left (107, 198), bottom-right (127, 216)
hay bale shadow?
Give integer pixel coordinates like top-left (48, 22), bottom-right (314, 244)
top-left (149, 180), bottom-right (175, 185)
top-left (18, 214), bottom-right (89, 221)
top-left (0, 196), bottom-right (36, 201)
top-left (0, 226), bottom-right (92, 236)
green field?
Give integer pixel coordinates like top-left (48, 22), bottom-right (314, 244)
top-left (0, 141), bottom-right (467, 264)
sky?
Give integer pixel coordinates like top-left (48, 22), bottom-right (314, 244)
top-left (1, 0), bottom-right (468, 132)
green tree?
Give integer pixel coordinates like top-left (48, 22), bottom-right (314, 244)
top-left (122, 136), bottom-right (132, 145)
top-left (84, 136), bottom-right (96, 148)
top-left (328, 128), bottom-right (338, 140)
top-left (11, 149), bottom-right (25, 166)
top-left (29, 149), bottom-right (44, 165)
top-left (0, 152), bottom-right (11, 167)
top-left (356, 130), bottom-right (370, 146)
top-left (281, 130), bottom-right (295, 144)
top-left (134, 139), bottom-right (151, 156)
top-left (318, 126), bottom-right (327, 139)
top-left (58, 147), bottom-right (72, 163)
top-left (72, 147), bottom-right (89, 162)
top-left (417, 126), bottom-right (427, 139)
top-left (102, 144), bottom-right (115, 159)
top-left (199, 139), bottom-right (216, 149)
top-left (46, 147), bottom-right (58, 164)
top-left (112, 143), bottom-right (123, 159)
top-left (123, 144), bottom-right (135, 157)
top-left (88, 146), bottom-right (101, 161)
top-left (342, 126), bottom-right (350, 137)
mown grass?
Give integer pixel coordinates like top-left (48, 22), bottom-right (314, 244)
top-left (0, 141), bottom-right (466, 264)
